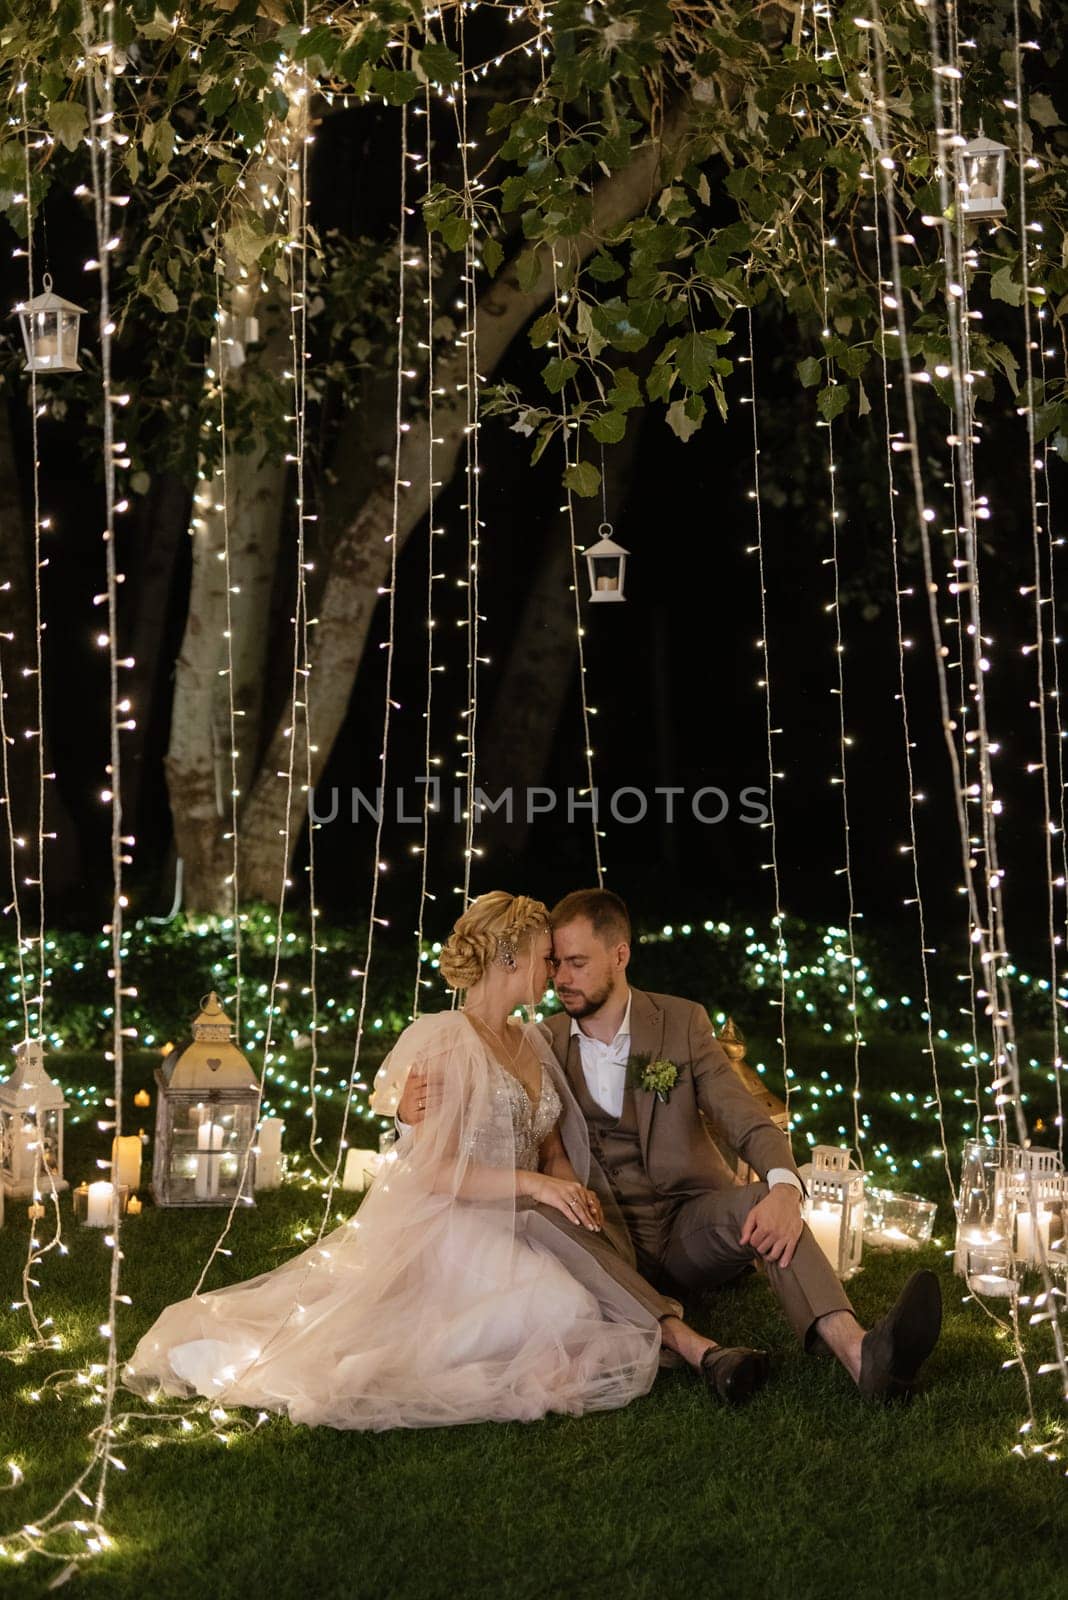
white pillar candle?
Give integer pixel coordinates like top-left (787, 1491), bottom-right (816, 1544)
top-left (86, 1181), bottom-right (113, 1228)
top-left (806, 1202), bottom-right (842, 1271)
top-left (195, 1121), bottom-right (223, 1199)
top-left (341, 1148), bottom-right (382, 1192)
top-left (1015, 1208), bottom-right (1053, 1263)
top-left (258, 1117), bottom-right (284, 1159)
top-left (112, 1134), bottom-right (142, 1193)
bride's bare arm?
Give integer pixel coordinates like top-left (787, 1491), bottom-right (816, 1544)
top-left (538, 1123), bottom-right (576, 1181)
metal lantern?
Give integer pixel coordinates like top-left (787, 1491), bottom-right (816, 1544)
top-left (151, 991), bottom-right (260, 1208)
top-left (1005, 1147), bottom-right (1066, 1275)
top-left (16, 274), bottom-right (86, 373)
top-left (584, 524), bottom-right (629, 603)
top-left (800, 1145), bottom-right (865, 1280)
top-left (0, 1039), bottom-right (68, 1198)
top-left (960, 130), bottom-right (1008, 220)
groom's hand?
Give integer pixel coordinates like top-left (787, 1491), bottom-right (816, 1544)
top-left (396, 1069), bottom-right (443, 1125)
top-left (740, 1185), bottom-right (804, 1270)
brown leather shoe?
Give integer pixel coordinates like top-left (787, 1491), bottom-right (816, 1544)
top-left (859, 1269), bottom-right (942, 1402)
top-left (699, 1345), bottom-right (770, 1405)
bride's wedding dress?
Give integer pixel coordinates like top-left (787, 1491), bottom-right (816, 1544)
top-left (123, 1012), bottom-right (661, 1430)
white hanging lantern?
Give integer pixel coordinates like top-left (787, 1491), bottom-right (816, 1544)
top-left (584, 524), bottom-right (629, 603)
top-left (16, 274), bottom-right (86, 373)
top-left (152, 991), bottom-right (261, 1208)
top-left (960, 130), bottom-right (1008, 220)
top-left (0, 1038), bottom-right (69, 1198)
top-left (799, 1145), bottom-right (865, 1280)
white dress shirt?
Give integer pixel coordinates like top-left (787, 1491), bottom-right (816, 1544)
top-left (571, 988), bottom-right (802, 1197)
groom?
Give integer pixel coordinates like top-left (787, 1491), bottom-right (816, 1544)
top-left (538, 889), bottom-right (942, 1402)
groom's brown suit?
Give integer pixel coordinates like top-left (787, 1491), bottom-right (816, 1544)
top-left (534, 987), bottom-right (853, 1346)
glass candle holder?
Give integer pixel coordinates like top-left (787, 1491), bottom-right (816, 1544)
top-left (965, 1237), bottom-right (1018, 1299)
top-left (863, 1188), bottom-right (938, 1251)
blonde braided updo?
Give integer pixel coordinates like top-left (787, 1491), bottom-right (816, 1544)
top-left (437, 891), bottom-right (550, 991)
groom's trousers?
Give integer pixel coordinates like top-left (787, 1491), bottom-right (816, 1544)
top-left (578, 1080), bottom-right (853, 1349)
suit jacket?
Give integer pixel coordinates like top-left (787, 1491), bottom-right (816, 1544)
top-left (543, 986), bottom-right (799, 1205)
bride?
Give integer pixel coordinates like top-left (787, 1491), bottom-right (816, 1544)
top-left (124, 892), bottom-right (728, 1430)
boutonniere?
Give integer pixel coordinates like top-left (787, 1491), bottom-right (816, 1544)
top-left (627, 1053), bottom-right (679, 1104)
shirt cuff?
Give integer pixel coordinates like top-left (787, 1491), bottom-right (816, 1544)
top-left (766, 1167), bottom-right (803, 1197)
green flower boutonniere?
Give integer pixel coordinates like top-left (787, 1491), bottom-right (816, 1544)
top-left (627, 1053), bottom-right (679, 1104)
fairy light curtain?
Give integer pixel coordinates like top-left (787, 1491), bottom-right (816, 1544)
top-left (3, 0), bottom-right (1068, 1574)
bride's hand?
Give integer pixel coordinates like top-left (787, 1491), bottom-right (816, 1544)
top-left (524, 1172), bottom-right (603, 1232)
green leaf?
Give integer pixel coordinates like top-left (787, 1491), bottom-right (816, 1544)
top-left (372, 67), bottom-right (420, 106)
top-left (608, 368), bottom-right (643, 411)
top-left (416, 43), bottom-right (460, 85)
top-left (542, 356), bottom-right (578, 394)
top-left (481, 237), bottom-right (504, 277)
top-left (646, 363), bottom-right (675, 403)
top-left (589, 410), bottom-right (627, 444)
top-left (838, 345), bottom-right (870, 378)
top-left (990, 265), bottom-right (1023, 306)
top-left (222, 216), bottom-right (272, 268)
top-left (529, 312), bottom-right (557, 349)
top-left (142, 270), bottom-right (179, 315)
top-left (587, 252), bottom-right (624, 283)
top-left (202, 82), bottom-right (235, 121)
top-left (817, 384), bottom-right (850, 422)
top-left (46, 101), bottom-right (87, 153)
top-left (516, 251), bottom-right (542, 294)
top-left (564, 460), bottom-right (601, 498)
top-left (797, 356), bottom-right (822, 389)
top-left (227, 100), bottom-right (266, 147)
top-left (437, 212), bottom-right (472, 252)
top-left (1029, 92), bottom-right (1060, 129)
top-left (295, 25), bottom-right (340, 68)
top-left (666, 398), bottom-right (703, 441)
top-left (676, 332), bottom-right (711, 391)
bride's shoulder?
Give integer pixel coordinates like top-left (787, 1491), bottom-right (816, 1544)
top-left (393, 1011), bottom-right (468, 1047)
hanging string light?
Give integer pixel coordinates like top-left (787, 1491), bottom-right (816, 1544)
top-left (742, 305), bottom-right (791, 1124)
top-left (867, 0), bottom-right (1068, 1412)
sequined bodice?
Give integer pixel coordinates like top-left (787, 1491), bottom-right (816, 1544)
top-left (497, 1062), bottom-right (562, 1171)
top-left (465, 1056), bottom-right (562, 1171)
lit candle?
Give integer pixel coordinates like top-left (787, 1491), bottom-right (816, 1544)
top-left (127, 1195), bottom-right (142, 1216)
top-left (133, 1088), bottom-right (151, 1109)
top-left (864, 1226), bottom-right (921, 1252)
top-left (86, 1181), bottom-right (114, 1228)
top-left (341, 1148), bottom-right (382, 1192)
top-left (27, 1202), bottom-right (45, 1221)
top-left (195, 1121), bottom-right (223, 1199)
top-left (596, 576), bottom-right (618, 591)
top-left (1015, 1208), bottom-right (1053, 1264)
top-left (112, 1134), bottom-right (142, 1193)
top-left (806, 1202), bottom-right (842, 1270)
top-left (256, 1117), bottom-right (285, 1190)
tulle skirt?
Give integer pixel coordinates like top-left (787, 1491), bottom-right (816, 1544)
top-left (123, 1205), bottom-right (661, 1431)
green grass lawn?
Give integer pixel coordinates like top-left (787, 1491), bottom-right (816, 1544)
top-left (0, 1034), bottom-right (1065, 1598)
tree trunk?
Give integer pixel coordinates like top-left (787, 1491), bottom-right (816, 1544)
top-left (164, 115), bottom-right (301, 913)
top-left (236, 107), bottom-right (692, 906)
top-left (122, 471), bottom-right (192, 833)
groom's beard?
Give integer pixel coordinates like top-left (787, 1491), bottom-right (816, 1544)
top-left (555, 977), bottom-right (614, 1019)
